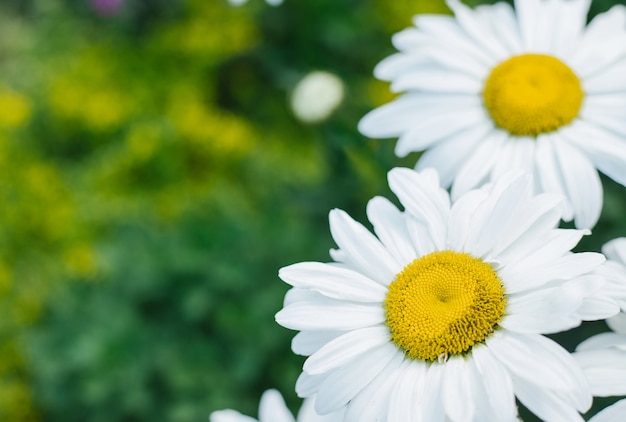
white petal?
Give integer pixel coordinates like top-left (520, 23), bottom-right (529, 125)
top-left (547, 0), bottom-right (590, 58)
top-left (446, 0), bottom-right (508, 61)
top-left (491, 194), bottom-right (566, 266)
top-left (488, 332), bottom-right (591, 410)
top-left (416, 123), bottom-right (492, 188)
top-left (390, 66), bottom-right (481, 93)
top-left (276, 300), bottom-right (385, 331)
top-left (502, 291), bottom-right (581, 334)
top-left (552, 137), bottom-right (603, 229)
top-left (489, 136), bottom-right (536, 183)
top-left (210, 410), bottom-right (258, 422)
top-left (358, 93), bottom-right (475, 139)
top-left (464, 173), bottom-right (533, 260)
top-left (366, 196), bottom-right (416, 267)
top-left (357, 94), bottom-right (423, 138)
top-left (460, 172), bottom-right (536, 260)
top-left (607, 313), bottom-right (626, 335)
top-left (297, 397), bottom-right (345, 422)
top-left (259, 390), bottom-right (295, 422)
top-left (284, 288), bottom-right (322, 307)
top-left (500, 252), bottom-right (604, 294)
top-left (570, 5), bottom-right (626, 77)
top-left (342, 352), bottom-right (404, 422)
top-left (411, 15), bottom-right (494, 67)
top-left (512, 375), bottom-right (585, 422)
top-left (388, 167), bottom-right (450, 251)
top-left (577, 296), bottom-right (620, 321)
top-left (471, 345), bottom-right (517, 421)
top-left (450, 129), bottom-right (505, 200)
top-left (534, 134), bottom-right (574, 221)
top-left (394, 105), bottom-right (484, 157)
top-left (292, 331), bottom-right (343, 357)
top-left (303, 326), bottom-right (390, 375)
top-left (374, 51), bottom-right (426, 81)
top-left (589, 399), bottom-right (626, 422)
top-left (329, 209), bottom-right (400, 284)
top-left (477, 2), bottom-right (522, 55)
top-left (405, 217), bottom-right (437, 258)
top-left (314, 342), bottom-right (399, 415)
top-left (576, 333), bottom-right (626, 352)
top-left (514, 0), bottom-right (544, 51)
top-left (441, 356), bottom-right (475, 422)
top-left (584, 60), bottom-right (626, 93)
top-left (501, 276), bottom-right (607, 333)
top-left (296, 372), bottom-right (327, 398)
top-left (387, 360), bottom-right (427, 421)
top-left (603, 238), bottom-right (626, 264)
top-left (446, 188), bottom-right (489, 253)
top-left (279, 262), bottom-right (387, 303)
top-left (575, 348), bottom-right (626, 397)
top-left (562, 120), bottom-right (626, 188)
top-left (497, 227), bottom-right (587, 280)
top-left (420, 362), bottom-right (446, 422)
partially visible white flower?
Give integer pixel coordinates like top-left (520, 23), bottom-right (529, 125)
top-left (589, 399), bottom-right (626, 422)
top-left (574, 237), bottom-right (626, 321)
top-left (596, 238), bottom-right (626, 312)
top-left (210, 389), bottom-right (344, 422)
top-left (574, 313), bottom-right (626, 397)
top-left (290, 71), bottom-right (345, 124)
top-left (228, 0), bottom-right (283, 7)
top-left (359, 0), bottom-right (626, 229)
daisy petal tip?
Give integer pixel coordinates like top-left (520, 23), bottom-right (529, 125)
top-left (357, 114), bottom-right (374, 137)
top-left (328, 208), bottom-right (345, 225)
top-left (393, 142), bottom-right (411, 158)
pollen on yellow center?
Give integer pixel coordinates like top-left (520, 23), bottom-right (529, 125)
top-left (384, 250), bottom-right (506, 362)
top-left (483, 53), bottom-right (584, 136)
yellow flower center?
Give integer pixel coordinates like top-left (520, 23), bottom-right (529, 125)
top-left (384, 251), bottom-right (506, 362)
top-left (483, 54), bottom-right (584, 136)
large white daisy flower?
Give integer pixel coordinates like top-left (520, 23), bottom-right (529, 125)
top-left (276, 168), bottom-right (607, 422)
top-left (359, 0), bottom-right (626, 229)
top-left (574, 313), bottom-right (626, 398)
top-left (210, 389), bottom-right (345, 422)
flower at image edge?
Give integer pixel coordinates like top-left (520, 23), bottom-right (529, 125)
top-left (210, 389), bottom-right (344, 422)
top-left (574, 312), bottom-right (626, 398)
top-left (359, 0), bottom-right (626, 229)
top-left (276, 167), bottom-right (609, 421)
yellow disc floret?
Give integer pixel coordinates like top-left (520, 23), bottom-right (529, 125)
top-left (483, 53), bottom-right (584, 136)
top-left (384, 250), bottom-right (506, 362)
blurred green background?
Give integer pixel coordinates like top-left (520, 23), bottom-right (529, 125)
top-left (0, 0), bottom-right (625, 420)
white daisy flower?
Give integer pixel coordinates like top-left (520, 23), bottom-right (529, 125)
top-left (359, 0), bottom-right (626, 229)
top-left (276, 167), bottom-right (607, 421)
top-left (574, 312), bottom-right (626, 398)
top-left (210, 389), bottom-right (345, 422)
top-left (589, 399), bottom-right (626, 422)
top-left (290, 71), bottom-right (345, 124)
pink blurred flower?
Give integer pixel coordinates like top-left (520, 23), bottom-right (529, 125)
top-left (91, 0), bottom-right (125, 17)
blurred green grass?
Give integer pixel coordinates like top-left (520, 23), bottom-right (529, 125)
top-left (0, 0), bottom-right (624, 420)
